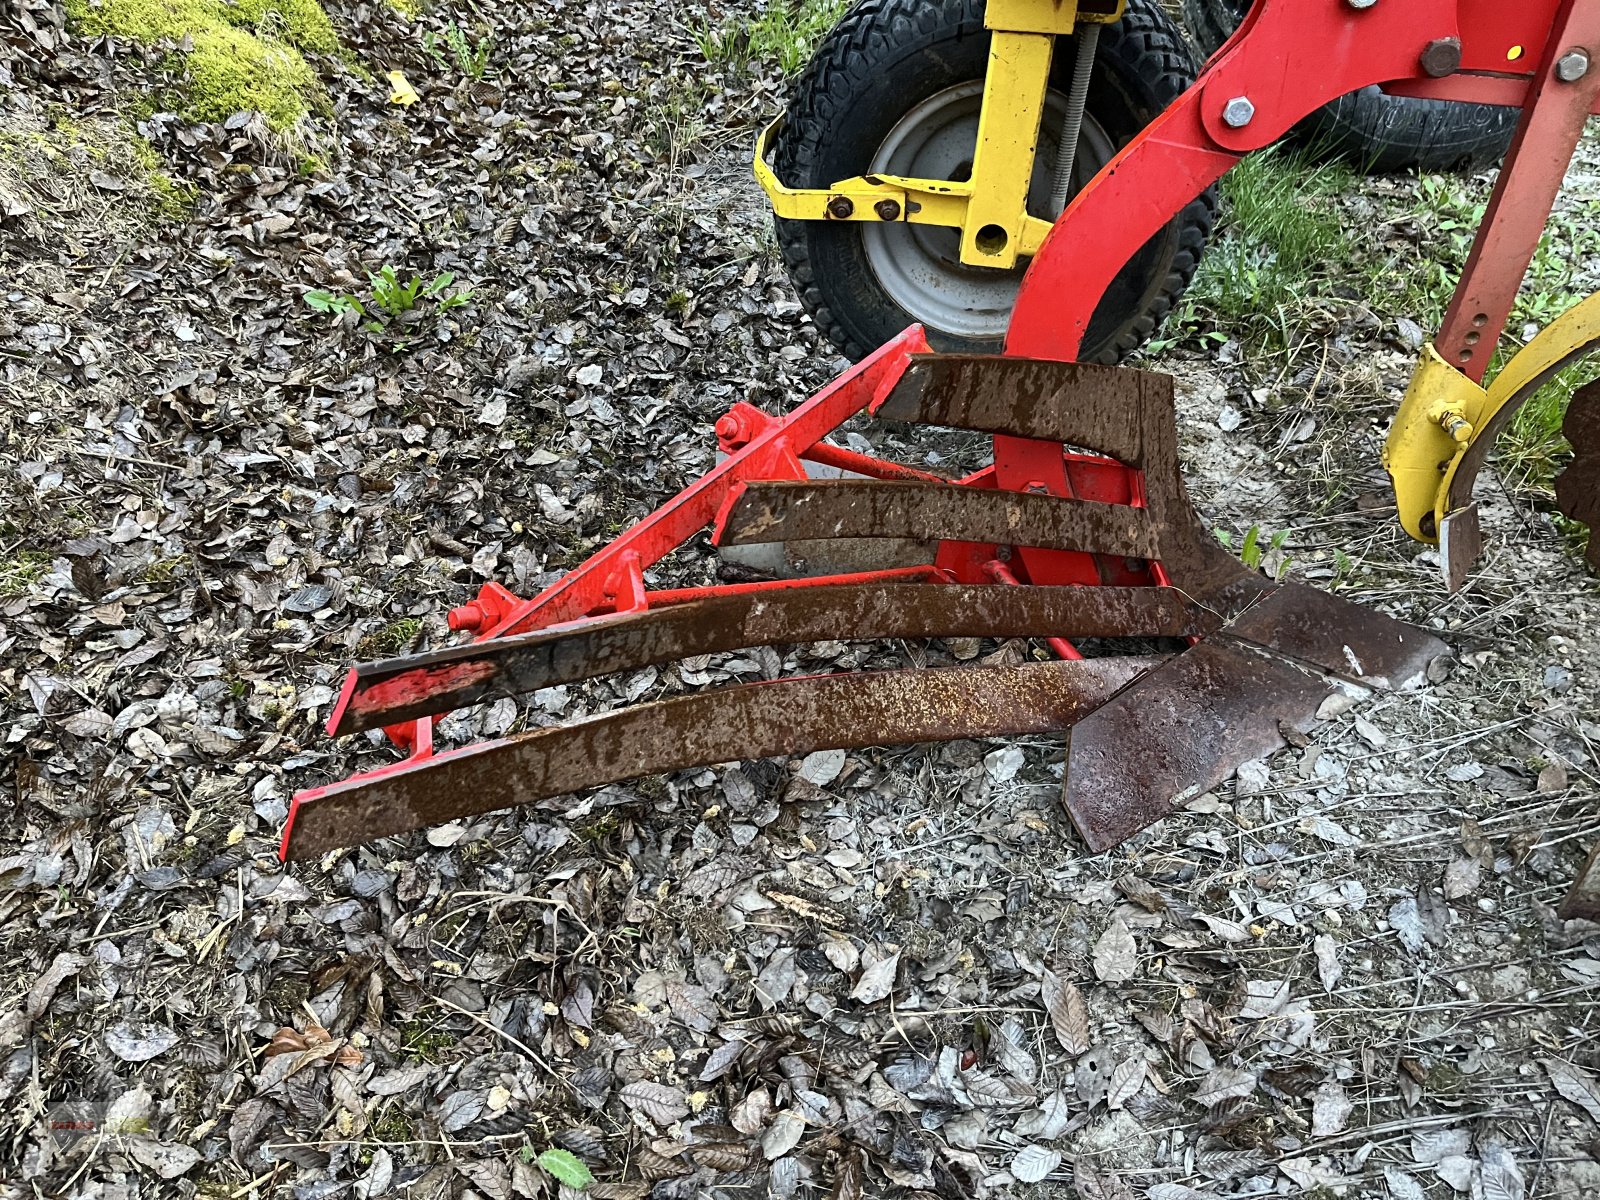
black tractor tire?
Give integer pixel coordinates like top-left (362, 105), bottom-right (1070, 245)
top-left (771, 0), bottom-right (1217, 364)
top-left (1181, 0), bottom-right (1516, 173)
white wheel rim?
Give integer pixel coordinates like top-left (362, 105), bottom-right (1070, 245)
top-left (860, 81), bottom-right (1117, 340)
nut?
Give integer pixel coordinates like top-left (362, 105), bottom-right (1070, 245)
top-left (873, 199), bottom-right (901, 221)
top-left (825, 195), bottom-right (855, 219)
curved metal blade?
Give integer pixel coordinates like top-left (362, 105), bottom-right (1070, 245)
top-left (1062, 637), bottom-right (1333, 852)
top-left (717, 480), bottom-right (1158, 559)
top-left (874, 353), bottom-right (1159, 463)
top-left (329, 583), bottom-right (1214, 736)
top-left (285, 655), bottom-right (1165, 860)
top-left (1555, 378), bottom-right (1600, 572)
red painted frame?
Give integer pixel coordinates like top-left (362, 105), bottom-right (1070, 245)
top-left (283, 0), bottom-right (1595, 861)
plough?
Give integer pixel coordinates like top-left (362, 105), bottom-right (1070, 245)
top-left (281, 0), bottom-right (1599, 861)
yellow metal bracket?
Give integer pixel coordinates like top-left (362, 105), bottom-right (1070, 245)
top-left (753, 122), bottom-right (1056, 258)
top-left (1383, 344), bottom-right (1486, 543)
top-left (754, 0), bottom-right (1127, 270)
top-left (1385, 289), bottom-right (1600, 543)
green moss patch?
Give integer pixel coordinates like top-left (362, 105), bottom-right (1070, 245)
top-left (0, 550), bottom-right (53, 599)
top-left (0, 115), bottom-right (193, 230)
top-left (65, 0), bottom-right (339, 127)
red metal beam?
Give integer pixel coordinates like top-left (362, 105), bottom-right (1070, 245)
top-left (1434, 0), bottom-right (1600, 379)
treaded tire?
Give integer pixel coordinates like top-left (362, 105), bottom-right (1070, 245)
top-left (772, 0), bottom-right (1217, 364)
top-left (1180, 0), bottom-right (1516, 174)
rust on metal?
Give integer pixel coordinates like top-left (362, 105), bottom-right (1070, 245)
top-left (1222, 583), bottom-right (1446, 691)
top-left (1061, 637), bottom-right (1335, 852)
top-left (1559, 844), bottom-right (1600, 921)
top-left (1555, 378), bottom-right (1600, 571)
top-left (874, 354), bottom-right (1155, 463)
top-left (333, 583), bottom-right (1216, 736)
top-left (288, 353), bottom-right (1455, 861)
top-left (285, 656), bottom-right (1165, 861)
top-left (1439, 502), bottom-right (1483, 593)
top-left (718, 480), bottom-right (1160, 559)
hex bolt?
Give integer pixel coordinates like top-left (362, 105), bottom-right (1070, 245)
top-left (825, 195), bottom-right (855, 219)
top-left (1221, 96), bottom-right (1256, 128)
top-left (874, 199), bottom-right (901, 221)
top-left (714, 412), bottom-right (747, 449)
top-left (1557, 48), bottom-right (1591, 82)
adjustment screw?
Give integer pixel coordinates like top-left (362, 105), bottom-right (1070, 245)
top-left (874, 199), bottom-right (901, 221)
top-left (1557, 48), bottom-right (1591, 82)
top-left (1222, 96), bottom-right (1255, 127)
top-left (826, 195), bottom-right (855, 219)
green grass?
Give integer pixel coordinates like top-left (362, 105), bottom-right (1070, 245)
top-left (422, 21), bottom-right (494, 80)
top-left (694, 0), bottom-right (849, 75)
top-left (1392, 177), bottom-right (1600, 490)
top-left (355, 616), bottom-right (422, 658)
top-left (1181, 147), bottom-right (1355, 345)
top-left (1166, 147), bottom-right (1600, 495)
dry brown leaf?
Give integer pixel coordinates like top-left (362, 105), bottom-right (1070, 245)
top-left (619, 1080), bottom-right (690, 1126)
top-left (1106, 1056), bottom-right (1145, 1111)
top-left (1544, 1057), bottom-right (1600, 1122)
top-left (1010, 1144), bottom-right (1061, 1184)
top-left (1092, 918), bottom-right (1137, 982)
top-left (1042, 970), bottom-right (1090, 1056)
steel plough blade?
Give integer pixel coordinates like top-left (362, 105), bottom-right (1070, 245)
top-left (717, 480), bottom-right (1159, 558)
top-left (288, 353), bottom-right (1459, 863)
top-left (283, 656), bottom-right (1165, 861)
top-left (330, 583), bottom-right (1215, 736)
top-left (1061, 637), bottom-right (1335, 851)
top-left (1556, 378), bottom-right (1600, 572)
top-left (874, 353), bottom-right (1156, 461)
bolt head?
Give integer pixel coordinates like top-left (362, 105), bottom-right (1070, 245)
top-left (1557, 49), bottom-right (1591, 82)
top-left (447, 602), bottom-right (484, 632)
top-left (1221, 96), bottom-right (1256, 128)
top-left (1346, 0), bottom-right (1378, 8)
top-left (825, 195), bottom-right (855, 219)
top-left (1420, 37), bottom-right (1462, 79)
top-left (873, 199), bottom-right (901, 221)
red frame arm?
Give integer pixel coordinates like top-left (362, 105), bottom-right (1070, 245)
top-left (1005, 0), bottom-right (1462, 363)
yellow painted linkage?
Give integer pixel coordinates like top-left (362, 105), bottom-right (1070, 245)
top-left (753, 0), bottom-right (1127, 269)
top-left (1384, 290), bottom-right (1600, 542)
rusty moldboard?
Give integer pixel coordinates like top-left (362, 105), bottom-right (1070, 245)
top-left (287, 355), bottom-right (1457, 862)
top-left (1555, 378), bottom-right (1600, 572)
top-left (332, 583), bottom-right (1216, 736)
top-left (285, 656), bottom-right (1165, 861)
top-left (1222, 583), bottom-right (1447, 691)
top-left (1061, 637), bottom-right (1336, 852)
top-left (1559, 844), bottom-right (1600, 921)
top-left (718, 480), bottom-right (1159, 559)
top-left (873, 353), bottom-right (1158, 462)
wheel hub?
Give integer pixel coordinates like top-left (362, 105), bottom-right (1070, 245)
top-left (862, 81), bottom-right (1115, 341)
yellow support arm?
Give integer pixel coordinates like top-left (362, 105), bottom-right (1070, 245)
top-left (753, 122), bottom-right (1056, 258)
top-left (753, 0), bottom-right (1126, 269)
top-left (1385, 289), bottom-right (1600, 543)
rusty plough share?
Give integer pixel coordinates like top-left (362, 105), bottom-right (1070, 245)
top-left (282, 353), bottom-right (1446, 859)
top-left (281, 0), bottom-right (1600, 862)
